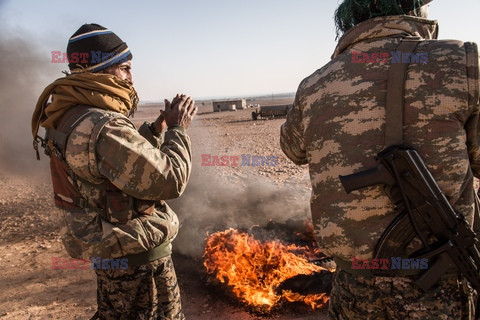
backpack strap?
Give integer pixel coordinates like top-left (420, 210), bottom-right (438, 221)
top-left (385, 38), bottom-right (420, 147)
top-left (465, 42), bottom-right (479, 110)
top-left (44, 106), bottom-right (94, 159)
top-left (465, 42), bottom-right (480, 239)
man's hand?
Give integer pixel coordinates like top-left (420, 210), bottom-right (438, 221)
top-left (164, 94), bottom-right (197, 129)
top-left (152, 113), bottom-right (166, 134)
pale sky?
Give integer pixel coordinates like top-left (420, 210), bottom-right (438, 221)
top-left (1, 0), bottom-right (479, 101)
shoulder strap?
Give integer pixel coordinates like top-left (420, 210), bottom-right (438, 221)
top-left (45, 105), bottom-right (95, 158)
top-left (465, 42), bottom-right (479, 109)
top-left (464, 42), bottom-right (480, 233)
top-left (385, 38), bottom-right (420, 146)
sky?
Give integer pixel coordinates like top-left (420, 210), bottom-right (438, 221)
top-left (1, 0), bottom-right (480, 101)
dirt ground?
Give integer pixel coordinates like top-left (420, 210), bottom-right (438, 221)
top-left (0, 98), bottom-right (330, 320)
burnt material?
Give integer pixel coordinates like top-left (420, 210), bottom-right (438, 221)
top-left (277, 271), bottom-right (334, 296)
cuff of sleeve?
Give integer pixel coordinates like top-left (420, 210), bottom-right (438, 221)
top-left (148, 122), bottom-right (161, 137)
top-left (167, 125), bottom-right (186, 133)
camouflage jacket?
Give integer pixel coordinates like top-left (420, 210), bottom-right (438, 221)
top-left (281, 15), bottom-right (480, 261)
top-left (58, 107), bottom-right (191, 260)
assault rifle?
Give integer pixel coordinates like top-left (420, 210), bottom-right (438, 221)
top-left (339, 146), bottom-right (480, 291)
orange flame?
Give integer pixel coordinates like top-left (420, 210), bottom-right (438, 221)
top-left (203, 228), bottom-right (330, 311)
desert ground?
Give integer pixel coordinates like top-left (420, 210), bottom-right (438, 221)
top-left (0, 97), bottom-right (331, 320)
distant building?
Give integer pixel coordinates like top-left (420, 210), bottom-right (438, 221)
top-left (212, 99), bottom-right (246, 112)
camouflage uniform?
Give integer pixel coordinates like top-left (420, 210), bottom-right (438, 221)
top-left (61, 108), bottom-right (191, 260)
top-left (58, 107), bottom-right (191, 319)
top-left (281, 15), bottom-right (480, 319)
top-left (95, 256), bottom-right (184, 320)
top-left (329, 269), bottom-right (474, 319)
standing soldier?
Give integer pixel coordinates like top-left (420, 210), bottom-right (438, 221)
top-left (281, 1), bottom-right (479, 319)
top-left (31, 23), bottom-right (196, 320)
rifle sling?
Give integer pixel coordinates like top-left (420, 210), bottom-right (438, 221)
top-left (372, 39), bottom-right (424, 264)
top-left (385, 38), bottom-right (420, 146)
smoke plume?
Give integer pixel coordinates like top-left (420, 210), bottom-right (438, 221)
top-left (0, 25), bottom-right (60, 179)
top-left (168, 122), bottom-right (311, 258)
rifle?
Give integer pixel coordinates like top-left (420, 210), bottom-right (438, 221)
top-left (339, 145), bottom-right (480, 291)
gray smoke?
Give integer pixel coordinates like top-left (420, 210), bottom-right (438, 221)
top-left (0, 24), bottom-right (60, 179)
top-left (169, 122), bottom-right (311, 258)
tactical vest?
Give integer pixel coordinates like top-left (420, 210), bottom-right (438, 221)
top-left (42, 105), bottom-right (157, 224)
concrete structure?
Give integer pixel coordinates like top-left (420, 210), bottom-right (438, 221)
top-left (212, 99), bottom-right (246, 112)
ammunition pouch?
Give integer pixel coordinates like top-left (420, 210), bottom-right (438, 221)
top-left (49, 151), bottom-right (87, 211)
top-left (103, 191), bottom-right (159, 224)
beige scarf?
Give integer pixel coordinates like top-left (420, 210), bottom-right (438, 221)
top-left (31, 72), bottom-right (139, 146)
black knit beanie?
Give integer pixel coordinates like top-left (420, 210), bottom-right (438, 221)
top-left (66, 23), bottom-right (132, 73)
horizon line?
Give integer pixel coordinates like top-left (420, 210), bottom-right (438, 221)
top-left (139, 92), bottom-right (296, 104)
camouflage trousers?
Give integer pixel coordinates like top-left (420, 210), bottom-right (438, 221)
top-left (94, 255), bottom-right (185, 320)
top-left (328, 268), bottom-right (475, 320)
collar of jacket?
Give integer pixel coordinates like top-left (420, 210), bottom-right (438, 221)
top-left (332, 15), bottom-right (439, 58)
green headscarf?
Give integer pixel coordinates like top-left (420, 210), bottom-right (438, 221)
top-left (334, 0), bottom-right (429, 37)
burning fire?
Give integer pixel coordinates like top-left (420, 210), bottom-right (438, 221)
top-left (203, 228), bottom-right (330, 311)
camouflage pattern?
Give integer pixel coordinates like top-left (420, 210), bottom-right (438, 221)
top-left (280, 15), bottom-right (480, 262)
top-left (57, 107), bottom-right (192, 260)
top-left (95, 255), bottom-right (185, 320)
top-left (328, 268), bottom-right (475, 319)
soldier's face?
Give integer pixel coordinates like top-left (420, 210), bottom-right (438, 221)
top-left (104, 61), bottom-right (134, 85)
